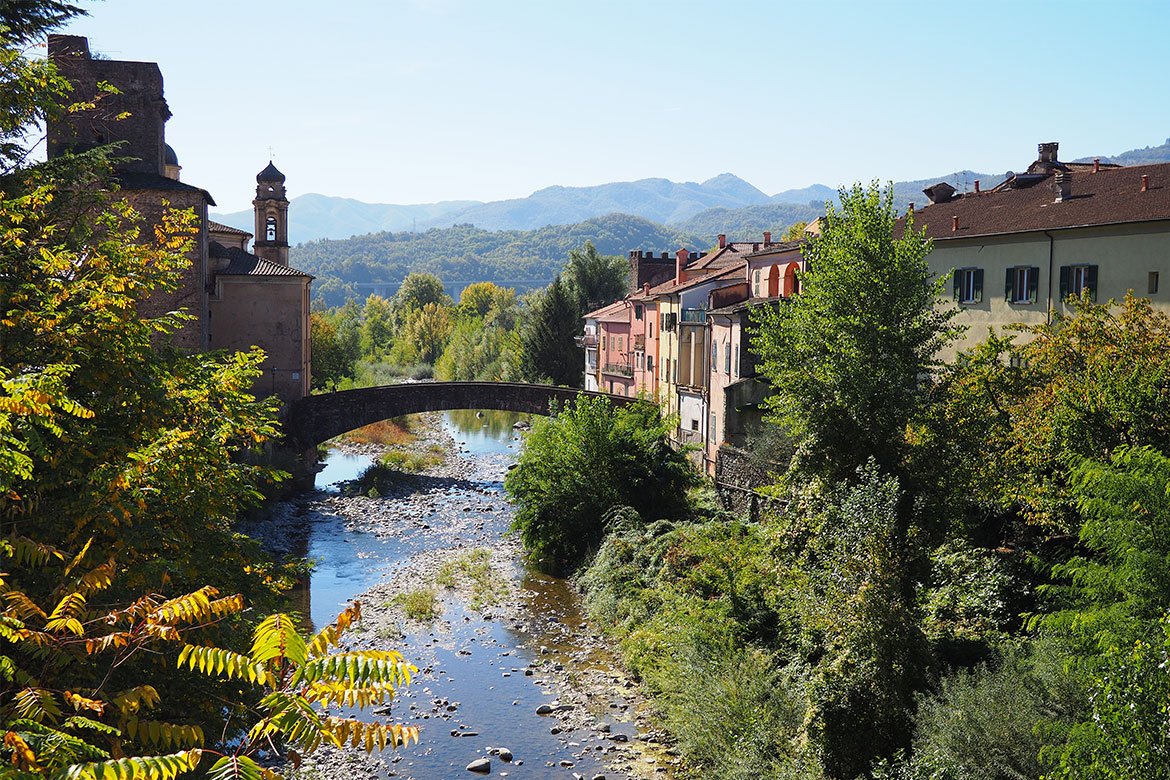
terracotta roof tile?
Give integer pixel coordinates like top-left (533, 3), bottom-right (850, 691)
top-left (209, 242), bottom-right (312, 278)
top-left (904, 162), bottom-right (1170, 241)
top-left (208, 220), bottom-right (252, 238)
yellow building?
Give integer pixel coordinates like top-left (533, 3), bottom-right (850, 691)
top-left (908, 143), bottom-right (1170, 361)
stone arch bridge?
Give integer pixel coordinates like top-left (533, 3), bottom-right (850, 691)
top-left (284, 381), bottom-right (638, 449)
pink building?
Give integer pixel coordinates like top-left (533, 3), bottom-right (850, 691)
top-left (630, 284), bottom-right (659, 398)
top-left (595, 301), bottom-right (635, 396)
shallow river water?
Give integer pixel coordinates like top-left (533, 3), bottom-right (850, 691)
top-left (258, 411), bottom-right (671, 780)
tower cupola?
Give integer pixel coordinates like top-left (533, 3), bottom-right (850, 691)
top-left (252, 160), bottom-right (290, 266)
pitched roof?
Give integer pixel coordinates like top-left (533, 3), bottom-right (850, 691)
top-left (648, 261), bottom-right (746, 296)
top-left (208, 220), bottom-right (252, 238)
top-left (115, 172), bottom-right (216, 206)
top-left (905, 162), bottom-right (1170, 241)
top-left (209, 242), bottom-right (312, 278)
top-left (744, 239), bottom-right (802, 259)
top-left (582, 299), bottom-right (629, 321)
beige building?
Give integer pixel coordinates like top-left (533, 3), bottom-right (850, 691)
top-left (47, 35), bottom-right (312, 404)
top-left (908, 142), bottom-right (1170, 361)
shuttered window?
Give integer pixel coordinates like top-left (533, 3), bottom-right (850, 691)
top-left (1005, 266), bottom-right (1040, 304)
top-left (1059, 264), bottom-right (1098, 302)
top-left (952, 268), bottom-right (983, 304)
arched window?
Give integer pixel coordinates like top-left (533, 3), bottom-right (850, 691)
top-left (266, 215), bottom-right (277, 241)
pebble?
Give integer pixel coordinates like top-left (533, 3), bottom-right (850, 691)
top-left (465, 758), bottom-right (491, 773)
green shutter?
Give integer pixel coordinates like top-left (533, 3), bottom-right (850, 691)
top-left (1087, 265), bottom-right (1099, 301)
top-left (1028, 267), bottom-right (1040, 303)
top-left (952, 269), bottom-right (961, 301)
top-left (1059, 266), bottom-right (1070, 301)
top-left (1005, 268), bottom-right (1014, 302)
top-left (974, 268), bottom-right (984, 302)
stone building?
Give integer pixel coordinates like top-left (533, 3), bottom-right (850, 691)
top-left (47, 35), bottom-right (312, 404)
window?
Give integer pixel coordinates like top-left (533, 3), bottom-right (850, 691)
top-left (647, 356), bottom-right (654, 373)
top-left (648, 321), bottom-right (654, 338)
top-left (754, 268), bottom-right (761, 295)
top-left (266, 215), bottom-right (277, 241)
top-left (724, 341), bottom-right (731, 374)
top-left (1150, 272), bottom-right (1160, 295)
top-left (711, 341), bottom-right (718, 370)
top-left (952, 268), bottom-right (983, 304)
top-left (1005, 266), bottom-right (1039, 304)
top-left (634, 304), bottom-right (643, 320)
top-left (710, 411), bottom-right (717, 442)
top-left (690, 418), bottom-right (699, 432)
top-left (619, 336), bottom-right (624, 352)
top-left (734, 344), bottom-right (740, 377)
top-left (665, 358), bottom-right (671, 382)
top-left (1059, 264), bottom-right (1098, 302)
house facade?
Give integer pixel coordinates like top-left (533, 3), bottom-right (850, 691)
top-left (909, 142), bottom-right (1170, 362)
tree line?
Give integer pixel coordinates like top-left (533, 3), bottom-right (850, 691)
top-left (310, 242), bottom-right (629, 391)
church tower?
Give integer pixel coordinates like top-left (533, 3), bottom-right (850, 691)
top-left (253, 161), bottom-right (289, 266)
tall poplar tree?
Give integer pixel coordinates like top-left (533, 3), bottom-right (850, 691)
top-left (519, 276), bottom-right (582, 387)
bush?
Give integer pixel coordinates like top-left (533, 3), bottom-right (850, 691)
top-left (504, 395), bottom-right (698, 572)
top-left (909, 638), bottom-right (1085, 780)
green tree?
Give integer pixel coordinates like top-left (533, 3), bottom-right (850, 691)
top-left (518, 276), bottom-right (582, 387)
top-left (563, 240), bottom-right (627, 312)
top-left (751, 181), bottom-right (958, 486)
top-left (457, 281), bottom-right (501, 318)
top-left (780, 220), bottom-right (808, 242)
top-left (390, 301), bottom-right (452, 364)
top-left (359, 293), bottom-right (394, 358)
top-left (389, 271), bottom-right (451, 330)
top-left (310, 311), bottom-right (357, 390)
top-left (504, 395), bottom-right (697, 572)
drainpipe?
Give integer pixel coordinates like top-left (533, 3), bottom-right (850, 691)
top-left (1044, 230), bottom-right (1055, 324)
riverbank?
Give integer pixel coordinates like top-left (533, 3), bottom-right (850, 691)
top-left (267, 412), bottom-right (678, 780)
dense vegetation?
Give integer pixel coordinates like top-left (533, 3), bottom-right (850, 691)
top-left (507, 182), bottom-right (1170, 779)
top-left (292, 214), bottom-right (699, 308)
top-left (0, 5), bottom-right (413, 776)
top-left (310, 242), bottom-right (629, 391)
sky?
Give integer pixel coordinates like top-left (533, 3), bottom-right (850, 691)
top-left (58, 0), bottom-right (1170, 212)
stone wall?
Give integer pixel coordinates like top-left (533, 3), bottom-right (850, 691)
top-left (285, 382), bottom-right (638, 448)
top-left (713, 444), bottom-right (785, 521)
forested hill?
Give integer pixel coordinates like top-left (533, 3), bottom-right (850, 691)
top-left (293, 213), bottom-right (702, 307)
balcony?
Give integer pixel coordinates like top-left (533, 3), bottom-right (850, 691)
top-left (575, 333), bottom-right (599, 348)
top-left (602, 362), bottom-right (634, 378)
top-left (680, 308), bottom-right (707, 324)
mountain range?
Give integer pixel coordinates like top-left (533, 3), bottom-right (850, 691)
top-left (216, 141), bottom-right (1170, 246)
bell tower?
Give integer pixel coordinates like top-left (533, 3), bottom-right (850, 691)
top-left (253, 160), bottom-right (289, 266)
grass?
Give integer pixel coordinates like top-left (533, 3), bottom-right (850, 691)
top-left (344, 417), bottom-right (416, 446)
top-left (391, 589), bottom-right (441, 621)
top-left (379, 450), bottom-right (443, 472)
top-left (435, 548), bottom-right (506, 609)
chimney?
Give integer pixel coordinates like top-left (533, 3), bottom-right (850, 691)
top-left (1038, 141), bottom-right (1059, 163)
top-left (908, 202), bottom-right (915, 215)
top-left (643, 282), bottom-right (651, 296)
top-left (763, 231), bottom-right (772, 247)
top-left (675, 248), bottom-right (690, 284)
top-left (951, 216), bottom-right (959, 232)
top-left (1093, 158), bottom-right (1101, 173)
top-left (1055, 170), bottom-right (1072, 202)
top-left (717, 233), bottom-right (726, 249)
top-left (974, 179), bottom-right (980, 194)
top-left (1142, 174), bottom-right (1150, 192)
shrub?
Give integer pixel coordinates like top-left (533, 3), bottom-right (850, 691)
top-left (505, 396), bottom-right (698, 572)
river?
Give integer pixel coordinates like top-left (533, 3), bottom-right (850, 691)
top-left (255, 411), bottom-right (674, 780)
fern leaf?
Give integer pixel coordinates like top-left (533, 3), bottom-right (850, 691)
top-left (63, 748), bottom-right (201, 780)
top-left (250, 614), bottom-right (307, 667)
top-left (307, 601), bottom-right (362, 658)
top-left (177, 645), bottom-right (265, 685)
top-left (205, 754), bottom-right (264, 780)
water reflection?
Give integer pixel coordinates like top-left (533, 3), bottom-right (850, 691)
top-left (443, 409), bottom-right (529, 457)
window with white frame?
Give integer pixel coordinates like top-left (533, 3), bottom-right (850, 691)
top-left (1006, 266), bottom-right (1039, 304)
top-left (952, 268), bottom-right (983, 304)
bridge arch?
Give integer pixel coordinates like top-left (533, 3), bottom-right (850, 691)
top-left (284, 381), bottom-right (639, 448)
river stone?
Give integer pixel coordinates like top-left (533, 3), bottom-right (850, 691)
top-left (536, 704), bottom-right (554, 715)
top-left (466, 758), bottom-right (491, 773)
top-left (498, 748), bottom-right (513, 762)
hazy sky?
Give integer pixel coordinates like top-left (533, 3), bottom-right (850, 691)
top-left (60, 0), bottom-right (1170, 212)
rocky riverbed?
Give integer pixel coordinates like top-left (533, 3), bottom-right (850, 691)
top-left (256, 413), bottom-right (680, 780)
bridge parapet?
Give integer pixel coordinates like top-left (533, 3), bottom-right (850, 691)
top-left (284, 381), bottom-right (639, 448)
